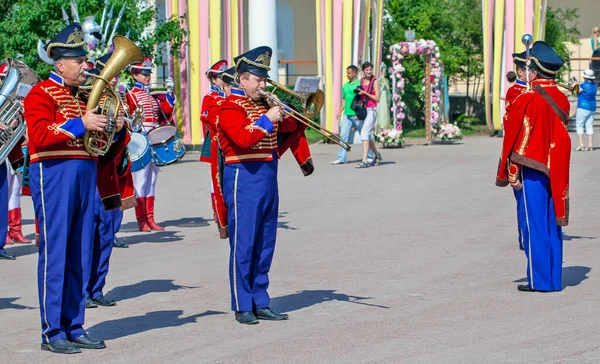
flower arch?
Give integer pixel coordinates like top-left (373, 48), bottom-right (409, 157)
top-left (388, 40), bottom-right (442, 133)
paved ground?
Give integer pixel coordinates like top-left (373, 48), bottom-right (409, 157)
top-left (1, 134), bottom-right (600, 363)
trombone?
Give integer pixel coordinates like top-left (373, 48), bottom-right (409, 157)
top-left (267, 79), bottom-right (324, 119)
top-left (259, 89), bottom-right (351, 151)
top-left (558, 82), bottom-right (580, 96)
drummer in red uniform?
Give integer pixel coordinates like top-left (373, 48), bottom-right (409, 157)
top-left (127, 57), bottom-right (175, 232)
top-left (200, 60), bottom-right (228, 229)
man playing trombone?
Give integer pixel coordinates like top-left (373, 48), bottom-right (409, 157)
top-left (217, 46), bottom-right (304, 324)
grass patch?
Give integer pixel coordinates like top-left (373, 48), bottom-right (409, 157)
top-left (305, 128), bottom-right (325, 144)
top-left (403, 128), bottom-right (426, 138)
top-left (460, 124), bottom-right (491, 136)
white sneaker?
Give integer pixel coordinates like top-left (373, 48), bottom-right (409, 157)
top-left (331, 160), bottom-right (345, 165)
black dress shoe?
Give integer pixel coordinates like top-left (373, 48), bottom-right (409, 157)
top-left (92, 295), bottom-right (116, 307)
top-left (517, 284), bottom-right (548, 292)
top-left (71, 334), bottom-right (106, 349)
top-left (41, 339), bottom-right (81, 354)
top-left (113, 238), bottom-right (129, 248)
top-left (0, 251), bottom-right (16, 260)
top-left (85, 298), bottom-right (98, 308)
top-left (255, 307), bottom-right (289, 321)
top-left (235, 311), bottom-right (259, 325)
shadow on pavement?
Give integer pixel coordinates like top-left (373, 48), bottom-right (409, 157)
top-left (0, 297), bottom-right (35, 310)
top-left (105, 279), bottom-right (200, 302)
top-left (5, 242), bottom-right (38, 257)
top-left (563, 234), bottom-right (597, 241)
top-left (277, 212), bottom-right (297, 230)
top-left (562, 266), bottom-right (591, 288)
top-left (513, 266), bottom-right (591, 288)
top-left (87, 309), bottom-right (226, 340)
top-left (270, 289), bottom-right (390, 313)
top-left (119, 217), bottom-right (210, 233)
top-left (121, 231), bottom-right (184, 245)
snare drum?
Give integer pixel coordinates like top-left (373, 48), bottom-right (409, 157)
top-left (147, 125), bottom-right (186, 166)
top-left (128, 132), bottom-right (152, 172)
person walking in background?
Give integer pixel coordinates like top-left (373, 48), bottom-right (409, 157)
top-left (355, 62), bottom-right (382, 169)
top-left (332, 65), bottom-right (362, 165)
top-left (591, 27), bottom-right (600, 82)
top-left (575, 69), bottom-right (598, 151)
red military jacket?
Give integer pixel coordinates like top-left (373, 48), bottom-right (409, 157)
top-left (126, 82), bottom-right (174, 132)
top-left (200, 85), bottom-right (225, 162)
top-left (96, 93), bottom-right (136, 210)
top-left (23, 72), bottom-right (130, 210)
top-left (496, 78), bottom-right (571, 226)
top-left (213, 88), bottom-right (314, 238)
top-left (504, 79), bottom-right (527, 111)
top-left (24, 72), bottom-right (95, 163)
top-left (217, 88), bottom-right (298, 164)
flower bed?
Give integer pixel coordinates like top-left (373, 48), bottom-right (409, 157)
top-left (433, 123), bottom-right (463, 142)
top-left (375, 128), bottom-right (404, 148)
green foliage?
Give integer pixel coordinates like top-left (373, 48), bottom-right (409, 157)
top-left (0, 0), bottom-right (187, 79)
top-left (544, 6), bottom-right (580, 80)
top-left (383, 0), bottom-right (483, 125)
top-left (455, 114), bottom-right (484, 127)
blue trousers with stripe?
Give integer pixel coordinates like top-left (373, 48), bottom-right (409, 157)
top-left (112, 208), bottom-right (123, 235)
top-left (0, 162), bottom-right (7, 253)
top-left (85, 191), bottom-right (114, 300)
top-left (519, 166), bottom-right (563, 292)
top-left (223, 159), bottom-right (279, 312)
top-left (30, 159), bottom-right (96, 344)
top-left (513, 188), bottom-right (525, 249)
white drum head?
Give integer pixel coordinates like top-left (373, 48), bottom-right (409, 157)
top-left (128, 132), bottom-right (149, 156)
top-left (148, 125), bottom-right (177, 144)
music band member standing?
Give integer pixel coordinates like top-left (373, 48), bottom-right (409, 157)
top-left (127, 57), bottom-right (175, 232)
top-left (504, 51), bottom-right (528, 251)
top-left (496, 41), bottom-right (571, 293)
top-left (218, 46), bottom-right (304, 324)
top-left (0, 62), bottom-right (31, 247)
top-left (209, 67), bottom-right (237, 239)
top-left (24, 23), bottom-right (124, 354)
top-left (200, 60), bottom-right (228, 232)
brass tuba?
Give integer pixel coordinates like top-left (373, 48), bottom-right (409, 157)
top-left (84, 35), bottom-right (143, 155)
top-left (0, 58), bottom-right (41, 164)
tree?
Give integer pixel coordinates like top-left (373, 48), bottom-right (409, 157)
top-left (544, 6), bottom-right (580, 81)
top-left (0, 0), bottom-right (187, 79)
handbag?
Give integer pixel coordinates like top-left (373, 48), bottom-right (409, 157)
top-left (351, 78), bottom-right (375, 120)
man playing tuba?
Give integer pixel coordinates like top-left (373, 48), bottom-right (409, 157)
top-left (24, 23), bottom-right (127, 354)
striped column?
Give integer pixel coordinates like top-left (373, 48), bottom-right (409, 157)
top-left (248, 0), bottom-right (278, 80)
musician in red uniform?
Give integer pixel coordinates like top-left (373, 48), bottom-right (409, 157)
top-left (127, 57), bottom-right (175, 232)
top-left (496, 41), bottom-right (571, 293)
top-left (504, 51), bottom-right (528, 251)
top-left (217, 46), bottom-right (314, 325)
top-left (24, 23), bottom-right (128, 353)
top-left (210, 67), bottom-right (236, 239)
top-left (200, 60), bottom-right (228, 228)
top-left (0, 62), bottom-right (31, 247)
top-left (96, 52), bottom-right (133, 249)
top-left (0, 63), bottom-right (27, 259)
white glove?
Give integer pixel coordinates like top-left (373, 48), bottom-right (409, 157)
top-left (165, 77), bottom-right (175, 93)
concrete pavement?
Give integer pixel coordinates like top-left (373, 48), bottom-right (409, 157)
top-left (1, 135), bottom-right (599, 363)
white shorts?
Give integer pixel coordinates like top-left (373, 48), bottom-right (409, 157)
top-left (360, 108), bottom-right (378, 141)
